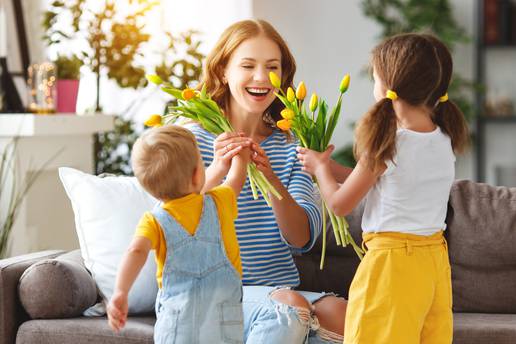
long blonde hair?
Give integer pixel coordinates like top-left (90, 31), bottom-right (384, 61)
top-left (201, 19), bottom-right (296, 124)
top-left (354, 33), bottom-right (443, 173)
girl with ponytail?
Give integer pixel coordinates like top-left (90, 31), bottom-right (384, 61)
top-left (297, 33), bottom-right (465, 344)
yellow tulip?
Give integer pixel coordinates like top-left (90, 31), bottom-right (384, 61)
top-left (287, 87), bottom-right (295, 103)
top-left (276, 119), bottom-right (292, 131)
top-left (296, 82), bottom-right (306, 100)
top-left (181, 88), bottom-right (196, 101)
top-left (281, 108), bottom-right (295, 120)
top-left (144, 114), bottom-right (163, 127)
top-left (269, 72), bottom-right (282, 89)
top-left (339, 74), bottom-right (350, 93)
top-left (309, 93), bottom-right (318, 112)
top-left (146, 74), bottom-right (163, 85)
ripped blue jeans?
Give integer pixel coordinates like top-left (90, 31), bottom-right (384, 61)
top-left (243, 286), bottom-right (343, 344)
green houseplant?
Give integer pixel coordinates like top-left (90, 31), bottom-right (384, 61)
top-left (42, 2), bottom-right (204, 175)
top-left (54, 54), bottom-right (83, 113)
top-left (42, 0), bottom-right (155, 112)
top-left (95, 30), bottom-right (205, 175)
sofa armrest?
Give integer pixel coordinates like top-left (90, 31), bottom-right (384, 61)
top-left (0, 250), bottom-right (65, 344)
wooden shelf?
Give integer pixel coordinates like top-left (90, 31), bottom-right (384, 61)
top-left (475, 0), bottom-right (516, 183)
top-left (482, 43), bottom-right (516, 48)
top-left (477, 116), bottom-right (516, 123)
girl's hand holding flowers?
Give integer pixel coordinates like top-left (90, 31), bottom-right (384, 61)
top-left (296, 145), bottom-right (335, 176)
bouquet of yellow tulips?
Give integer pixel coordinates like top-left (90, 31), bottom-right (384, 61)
top-left (144, 74), bottom-right (282, 206)
top-left (269, 72), bottom-right (364, 266)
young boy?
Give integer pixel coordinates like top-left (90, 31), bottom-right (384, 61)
top-left (107, 125), bottom-right (248, 343)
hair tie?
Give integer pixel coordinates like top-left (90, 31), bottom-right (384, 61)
top-left (438, 93), bottom-right (448, 103)
top-left (385, 90), bottom-right (398, 101)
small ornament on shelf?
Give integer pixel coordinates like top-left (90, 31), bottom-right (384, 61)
top-left (485, 86), bottom-right (515, 117)
top-left (27, 62), bottom-right (57, 114)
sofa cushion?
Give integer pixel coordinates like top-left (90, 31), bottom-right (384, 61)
top-left (58, 167), bottom-right (159, 316)
top-left (18, 251), bottom-right (97, 319)
top-left (16, 316), bottom-right (154, 344)
top-left (0, 250), bottom-right (65, 344)
top-left (446, 180), bottom-right (516, 313)
top-left (453, 313), bottom-right (516, 344)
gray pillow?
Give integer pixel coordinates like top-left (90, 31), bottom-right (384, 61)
top-left (18, 253), bottom-right (97, 319)
top-left (447, 180), bottom-right (516, 313)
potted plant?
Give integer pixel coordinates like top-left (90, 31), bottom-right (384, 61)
top-left (54, 54), bottom-right (83, 113)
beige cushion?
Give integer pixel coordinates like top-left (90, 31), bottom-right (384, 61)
top-left (18, 253), bottom-right (97, 319)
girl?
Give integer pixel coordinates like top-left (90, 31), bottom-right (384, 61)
top-left (183, 19), bottom-right (347, 344)
top-left (297, 33), bottom-right (468, 344)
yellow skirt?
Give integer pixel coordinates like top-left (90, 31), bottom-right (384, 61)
top-left (343, 231), bottom-right (453, 344)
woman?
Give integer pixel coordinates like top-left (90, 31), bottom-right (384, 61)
top-left (184, 19), bottom-right (346, 344)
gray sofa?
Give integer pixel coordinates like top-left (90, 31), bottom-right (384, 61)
top-left (1, 180), bottom-right (515, 343)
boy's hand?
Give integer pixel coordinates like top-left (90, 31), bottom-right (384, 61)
top-left (211, 132), bottom-right (252, 177)
top-left (107, 291), bottom-right (129, 333)
top-left (234, 146), bottom-right (252, 165)
top-left (296, 145), bottom-right (335, 176)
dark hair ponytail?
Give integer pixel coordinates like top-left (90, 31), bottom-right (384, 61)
top-left (422, 34), bottom-right (469, 153)
top-left (354, 98), bottom-right (398, 173)
top-left (433, 100), bottom-right (469, 153)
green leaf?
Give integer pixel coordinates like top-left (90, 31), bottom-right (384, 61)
top-left (315, 101), bottom-right (328, 150)
top-left (200, 83), bottom-right (208, 98)
top-left (323, 94), bottom-right (343, 148)
top-left (160, 86), bottom-right (182, 99)
top-left (273, 92), bottom-right (292, 109)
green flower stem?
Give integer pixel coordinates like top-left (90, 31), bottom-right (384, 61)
top-left (337, 215), bottom-right (348, 246)
top-left (327, 203), bottom-right (341, 246)
top-left (320, 199), bottom-right (327, 270)
top-left (248, 165), bottom-right (259, 200)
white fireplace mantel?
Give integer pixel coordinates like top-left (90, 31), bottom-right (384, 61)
top-left (0, 113), bottom-right (115, 256)
top-left (0, 113), bottom-right (115, 136)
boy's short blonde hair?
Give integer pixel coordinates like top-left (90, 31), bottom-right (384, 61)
top-left (131, 125), bottom-right (200, 200)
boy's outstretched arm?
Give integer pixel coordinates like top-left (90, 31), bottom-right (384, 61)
top-left (107, 236), bottom-right (151, 332)
top-left (223, 147), bottom-right (250, 196)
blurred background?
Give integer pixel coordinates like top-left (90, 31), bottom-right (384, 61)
top-left (1, 0), bottom-right (515, 256)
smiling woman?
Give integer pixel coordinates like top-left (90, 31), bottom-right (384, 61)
top-left (178, 19), bottom-right (348, 344)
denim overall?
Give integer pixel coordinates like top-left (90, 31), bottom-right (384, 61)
top-left (152, 195), bottom-right (243, 344)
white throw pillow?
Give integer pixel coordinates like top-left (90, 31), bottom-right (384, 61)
top-left (59, 167), bottom-right (159, 316)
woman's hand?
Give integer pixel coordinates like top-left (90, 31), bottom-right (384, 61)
top-left (296, 145), bottom-right (335, 176)
top-left (251, 142), bottom-right (275, 179)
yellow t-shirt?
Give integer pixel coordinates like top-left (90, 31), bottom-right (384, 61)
top-left (135, 185), bottom-right (242, 289)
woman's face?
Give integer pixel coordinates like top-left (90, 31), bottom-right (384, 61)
top-left (224, 35), bottom-right (282, 116)
top-left (373, 68), bottom-right (386, 102)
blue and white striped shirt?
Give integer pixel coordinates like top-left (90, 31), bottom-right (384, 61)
top-left (186, 124), bottom-right (322, 287)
